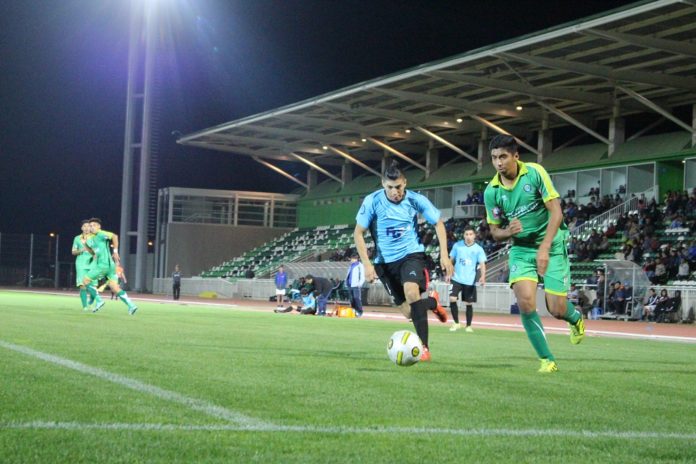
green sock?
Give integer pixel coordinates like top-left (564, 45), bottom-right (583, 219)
top-left (564, 300), bottom-right (581, 325)
top-left (79, 288), bottom-right (88, 308)
top-left (86, 285), bottom-right (103, 304)
top-left (520, 311), bottom-right (554, 361)
top-left (117, 290), bottom-right (134, 308)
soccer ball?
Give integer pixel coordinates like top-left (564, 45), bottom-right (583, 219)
top-left (387, 330), bottom-right (423, 366)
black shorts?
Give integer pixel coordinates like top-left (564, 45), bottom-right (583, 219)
top-left (450, 280), bottom-right (477, 303)
top-left (375, 253), bottom-right (428, 306)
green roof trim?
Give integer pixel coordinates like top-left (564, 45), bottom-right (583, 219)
top-left (300, 133), bottom-right (696, 200)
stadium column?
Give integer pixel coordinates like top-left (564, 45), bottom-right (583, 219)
top-left (537, 112), bottom-right (552, 164)
top-left (609, 104), bottom-right (625, 157)
top-left (307, 169), bottom-right (317, 192)
top-left (342, 162), bottom-right (352, 185)
top-left (692, 103), bottom-right (696, 148)
top-left (425, 139), bottom-right (437, 179)
top-left (477, 126), bottom-right (487, 171)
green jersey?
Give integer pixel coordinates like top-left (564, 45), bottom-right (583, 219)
top-left (72, 234), bottom-right (93, 269)
top-left (484, 161), bottom-right (567, 248)
top-left (86, 230), bottom-right (116, 269)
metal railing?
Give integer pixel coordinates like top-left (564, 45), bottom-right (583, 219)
top-left (570, 187), bottom-right (656, 239)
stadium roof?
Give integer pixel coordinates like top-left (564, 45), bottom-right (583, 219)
top-left (178, 0), bottom-right (696, 190)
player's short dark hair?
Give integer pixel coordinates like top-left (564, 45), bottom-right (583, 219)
top-left (305, 274), bottom-right (313, 280)
top-left (81, 219), bottom-right (90, 225)
top-left (383, 159), bottom-right (404, 181)
top-left (88, 217), bottom-right (102, 225)
top-left (489, 134), bottom-right (518, 154)
top-left (463, 226), bottom-right (475, 233)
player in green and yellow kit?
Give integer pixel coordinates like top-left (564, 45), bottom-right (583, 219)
top-left (71, 220), bottom-right (93, 310)
top-left (81, 218), bottom-right (137, 315)
top-left (483, 135), bottom-right (584, 373)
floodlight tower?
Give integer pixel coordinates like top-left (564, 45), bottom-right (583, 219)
top-left (120, 0), bottom-right (158, 292)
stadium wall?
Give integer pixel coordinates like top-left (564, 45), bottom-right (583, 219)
top-left (297, 198), bottom-right (362, 228)
top-left (163, 223), bottom-right (292, 277)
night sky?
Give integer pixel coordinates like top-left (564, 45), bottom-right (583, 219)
top-left (0, 0), bottom-right (635, 248)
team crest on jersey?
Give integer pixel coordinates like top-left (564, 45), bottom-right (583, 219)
top-left (501, 194), bottom-right (508, 203)
top-left (523, 184), bottom-right (532, 192)
top-left (510, 264), bottom-right (518, 273)
top-left (492, 207), bottom-right (502, 219)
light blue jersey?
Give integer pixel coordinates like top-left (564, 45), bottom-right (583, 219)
top-left (356, 189), bottom-right (441, 264)
top-left (450, 241), bottom-right (486, 285)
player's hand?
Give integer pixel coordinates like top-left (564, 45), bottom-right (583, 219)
top-left (364, 263), bottom-right (377, 283)
top-left (508, 218), bottom-right (523, 237)
top-left (440, 257), bottom-right (453, 281)
top-left (478, 276), bottom-right (486, 287)
top-left (536, 246), bottom-right (550, 277)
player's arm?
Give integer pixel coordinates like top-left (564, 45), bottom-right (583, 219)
top-left (109, 233), bottom-right (121, 266)
top-left (354, 224), bottom-right (376, 283)
top-left (537, 198), bottom-right (563, 276)
top-left (434, 219), bottom-right (453, 279)
top-left (71, 244), bottom-right (82, 256)
top-left (81, 240), bottom-right (96, 256)
top-left (489, 221), bottom-right (522, 242)
top-left (484, 187), bottom-right (521, 242)
top-left (478, 260), bottom-right (487, 285)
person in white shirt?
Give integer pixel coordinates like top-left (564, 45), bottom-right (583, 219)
top-left (346, 253), bottom-right (366, 317)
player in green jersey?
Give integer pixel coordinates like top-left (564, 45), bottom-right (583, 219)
top-left (71, 220), bottom-right (93, 310)
top-left (81, 218), bottom-right (137, 315)
top-left (483, 135), bottom-right (585, 373)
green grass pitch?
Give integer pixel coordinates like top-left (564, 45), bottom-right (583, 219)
top-left (1, 291), bottom-right (695, 463)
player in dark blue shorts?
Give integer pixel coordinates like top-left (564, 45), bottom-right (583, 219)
top-left (354, 161), bottom-right (453, 361)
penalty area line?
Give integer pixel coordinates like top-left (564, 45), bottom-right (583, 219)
top-left (1, 421), bottom-right (695, 440)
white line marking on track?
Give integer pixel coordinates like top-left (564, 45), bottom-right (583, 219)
top-left (0, 340), bottom-right (269, 427)
top-left (2, 421), bottom-right (695, 440)
top-left (6, 289), bottom-right (695, 343)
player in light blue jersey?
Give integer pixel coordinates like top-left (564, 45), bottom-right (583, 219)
top-left (448, 226), bottom-right (486, 332)
top-left (354, 161), bottom-right (453, 361)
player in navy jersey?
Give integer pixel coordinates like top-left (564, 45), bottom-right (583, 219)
top-left (448, 226), bottom-right (487, 332)
top-left (354, 161), bottom-right (453, 361)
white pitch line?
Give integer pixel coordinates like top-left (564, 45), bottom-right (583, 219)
top-left (2, 421), bottom-right (695, 441)
top-left (0, 340), bottom-right (269, 428)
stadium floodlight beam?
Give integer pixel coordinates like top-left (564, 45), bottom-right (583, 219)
top-left (120, 0), bottom-right (158, 291)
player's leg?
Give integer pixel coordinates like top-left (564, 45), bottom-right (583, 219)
top-left (107, 270), bottom-right (137, 314)
top-left (449, 282), bottom-right (461, 331)
top-left (543, 247), bottom-right (584, 344)
top-left (83, 271), bottom-right (105, 312)
top-left (509, 247), bottom-right (556, 372)
top-left (463, 284), bottom-right (476, 332)
top-left (400, 254), bottom-right (445, 360)
top-left (76, 267), bottom-right (89, 310)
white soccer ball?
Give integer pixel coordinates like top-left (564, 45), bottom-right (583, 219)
top-left (387, 330), bottom-right (423, 366)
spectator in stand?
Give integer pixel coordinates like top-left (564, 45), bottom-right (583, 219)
top-left (595, 271), bottom-right (606, 310)
top-left (567, 284), bottom-right (579, 306)
top-left (642, 288), bottom-right (660, 321)
top-left (678, 258), bottom-right (690, 280)
top-left (670, 216), bottom-right (684, 229)
top-left (608, 281), bottom-right (627, 315)
top-left (643, 258), bottom-right (657, 284)
top-left (654, 258), bottom-right (668, 284)
top-left (667, 249), bottom-right (681, 279)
